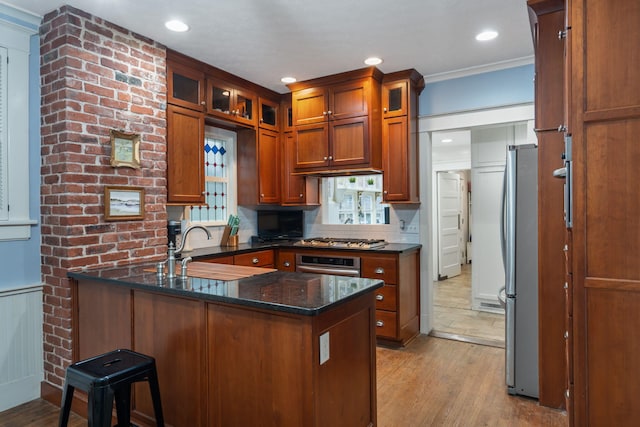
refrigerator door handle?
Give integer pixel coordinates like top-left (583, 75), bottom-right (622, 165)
top-left (504, 147), bottom-right (517, 296)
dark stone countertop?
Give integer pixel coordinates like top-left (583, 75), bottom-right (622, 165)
top-left (178, 241), bottom-right (422, 260)
top-left (68, 263), bottom-right (383, 316)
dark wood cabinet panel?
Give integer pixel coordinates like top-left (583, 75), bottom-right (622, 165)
top-left (567, 0), bottom-right (640, 424)
top-left (382, 116), bottom-right (410, 201)
top-left (133, 292), bottom-right (206, 427)
top-left (74, 280), bottom-right (131, 361)
top-left (234, 249), bottom-right (275, 267)
top-left (166, 104), bottom-right (205, 204)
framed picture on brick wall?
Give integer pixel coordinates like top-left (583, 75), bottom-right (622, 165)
top-left (110, 129), bottom-right (141, 169)
top-left (105, 186), bottom-right (145, 221)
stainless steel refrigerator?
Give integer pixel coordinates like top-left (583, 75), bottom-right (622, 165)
top-left (500, 144), bottom-right (539, 398)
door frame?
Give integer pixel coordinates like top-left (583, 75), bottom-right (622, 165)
top-left (417, 103), bottom-right (534, 334)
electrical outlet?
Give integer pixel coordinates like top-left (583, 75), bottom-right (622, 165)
top-left (319, 332), bottom-right (330, 365)
top-left (404, 224), bottom-right (419, 233)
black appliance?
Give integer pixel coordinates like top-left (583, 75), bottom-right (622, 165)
top-left (257, 210), bottom-right (303, 240)
top-left (167, 220), bottom-right (181, 248)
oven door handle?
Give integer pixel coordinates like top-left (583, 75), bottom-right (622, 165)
top-left (296, 265), bottom-right (360, 277)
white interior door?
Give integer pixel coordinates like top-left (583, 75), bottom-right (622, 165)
top-left (437, 172), bottom-right (461, 279)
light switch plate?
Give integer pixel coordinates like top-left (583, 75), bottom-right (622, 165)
top-left (319, 332), bottom-right (330, 365)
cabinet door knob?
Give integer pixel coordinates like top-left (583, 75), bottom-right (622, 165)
top-left (252, 258), bottom-right (259, 264)
top-left (259, 118), bottom-right (263, 123)
top-left (299, 193), bottom-right (303, 198)
top-left (323, 111), bottom-right (327, 116)
top-left (200, 101), bottom-right (206, 106)
top-left (323, 156), bottom-right (328, 160)
top-left (283, 261), bottom-right (290, 267)
top-left (328, 156), bottom-right (333, 160)
top-left (327, 110), bottom-right (332, 115)
top-left (376, 294), bottom-right (384, 301)
top-left (383, 107), bottom-right (387, 113)
top-left (383, 190), bottom-right (388, 194)
top-left (375, 267), bottom-right (385, 274)
top-left (376, 320), bottom-right (384, 327)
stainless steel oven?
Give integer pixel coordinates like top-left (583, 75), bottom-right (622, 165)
top-left (295, 254), bottom-right (361, 277)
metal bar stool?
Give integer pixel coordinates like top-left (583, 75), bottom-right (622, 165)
top-left (58, 349), bottom-right (164, 427)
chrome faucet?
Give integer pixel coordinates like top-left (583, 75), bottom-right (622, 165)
top-left (175, 224), bottom-right (212, 254)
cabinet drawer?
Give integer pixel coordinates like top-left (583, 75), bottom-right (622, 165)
top-left (375, 310), bottom-right (397, 339)
top-left (234, 250), bottom-right (274, 267)
top-left (277, 250), bottom-right (296, 272)
top-left (361, 256), bottom-right (398, 284)
top-left (374, 284), bottom-right (397, 311)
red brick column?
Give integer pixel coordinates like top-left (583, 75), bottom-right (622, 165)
top-left (39, 5), bottom-right (168, 388)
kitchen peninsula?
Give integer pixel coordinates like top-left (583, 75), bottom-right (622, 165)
top-left (68, 263), bottom-right (382, 427)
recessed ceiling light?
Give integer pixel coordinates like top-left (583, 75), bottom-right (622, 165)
top-left (281, 76), bottom-right (297, 84)
top-left (476, 30), bottom-right (498, 41)
top-left (165, 20), bottom-right (189, 32)
top-left (364, 57), bottom-right (383, 66)
top-left (441, 138), bottom-right (453, 143)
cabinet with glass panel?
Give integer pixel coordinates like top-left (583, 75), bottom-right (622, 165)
top-left (206, 77), bottom-right (257, 127)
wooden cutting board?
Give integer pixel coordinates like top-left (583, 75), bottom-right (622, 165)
top-left (185, 262), bottom-right (276, 280)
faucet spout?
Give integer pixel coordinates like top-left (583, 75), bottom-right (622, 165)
top-left (175, 224), bottom-right (212, 254)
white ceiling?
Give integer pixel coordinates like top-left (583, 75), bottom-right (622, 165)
top-left (9, 0), bottom-right (534, 94)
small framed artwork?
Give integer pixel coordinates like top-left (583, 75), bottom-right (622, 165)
top-left (105, 186), bottom-right (145, 221)
top-left (110, 129), bottom-right (141, 169)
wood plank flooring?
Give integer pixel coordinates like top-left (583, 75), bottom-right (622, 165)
top-left (0, 336), bottom-right (565, 426)
top-left (433, 264), bottom-right (505, 346)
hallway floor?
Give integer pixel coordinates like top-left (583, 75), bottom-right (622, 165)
top-left (432, 263), bottom-right (505, 347)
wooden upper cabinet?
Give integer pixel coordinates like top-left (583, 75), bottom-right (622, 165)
top-left (258, 97), bottom-right (279, 131)
top-left (292, 87), bottom-right (327, 126)
top-left (281, 132), bottom-right (319, 206)
top-left (167, 60), bottom-right (206, 111)
top-left (381, 70), bottom-right (424, 203)
top-left (167, 104), bottom-right (205, 204)
top-left (206, 77), bottom-right (257, 127)
top-left (290, 68), bottom-right (383, 173)
top-left (292, 79), bottom-right (371, 126)
top-left (281, 94), bottom-right (293, 132)
top-left (382, 80), bottom-right (408, 118)
top-left (237, 128), bottom-right (280, 206)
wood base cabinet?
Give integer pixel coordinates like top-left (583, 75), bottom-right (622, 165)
top-left (361, 250), bottom-right (420, 346)
top-left (71, 277), bottom-right (377, 427)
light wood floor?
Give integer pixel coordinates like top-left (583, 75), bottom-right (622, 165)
top-left (433, 263), bottom-right (505, 347)
top-left (0, 336), bottom-right (565, 426)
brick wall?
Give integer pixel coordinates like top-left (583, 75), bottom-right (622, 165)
top-left (39, 6), bottom-right (167, 388)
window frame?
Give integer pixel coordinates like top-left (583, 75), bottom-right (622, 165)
top-left (184, 126), bottom-right (237, 226)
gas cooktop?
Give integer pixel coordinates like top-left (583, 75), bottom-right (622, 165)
top-left (294, 237), bottom-right (387, 250)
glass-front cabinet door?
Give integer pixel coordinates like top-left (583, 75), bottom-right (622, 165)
top-left (259, 97), bottom-right (279, 131)
top-left (168, 61), bottom-right (205, 111)
top-left (206, 78), bottom-right (256, 126)
top-left (382, 81), bottom-right (407, 118)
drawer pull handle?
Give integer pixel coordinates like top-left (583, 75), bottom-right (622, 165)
top-left (376, 320), bottom-right (385, 327)
top-left (375, 268), bottom-right (384, 274)
top-left (252, 258), bottom-right (259, 264)
top-left (376, 294), bottom-right (384, 301)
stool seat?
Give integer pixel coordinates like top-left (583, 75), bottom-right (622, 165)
top-left (59, 349), bottom-right (164, 427)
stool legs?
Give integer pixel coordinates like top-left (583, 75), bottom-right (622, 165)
top-left (147, 369), bottom-right (165, 427)
top-left (88, 386), bottom-right (114, 427)
top-left (58, 383), bottom-right (75, 427)
top-left (114, 386), bottom-right (131, 427)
